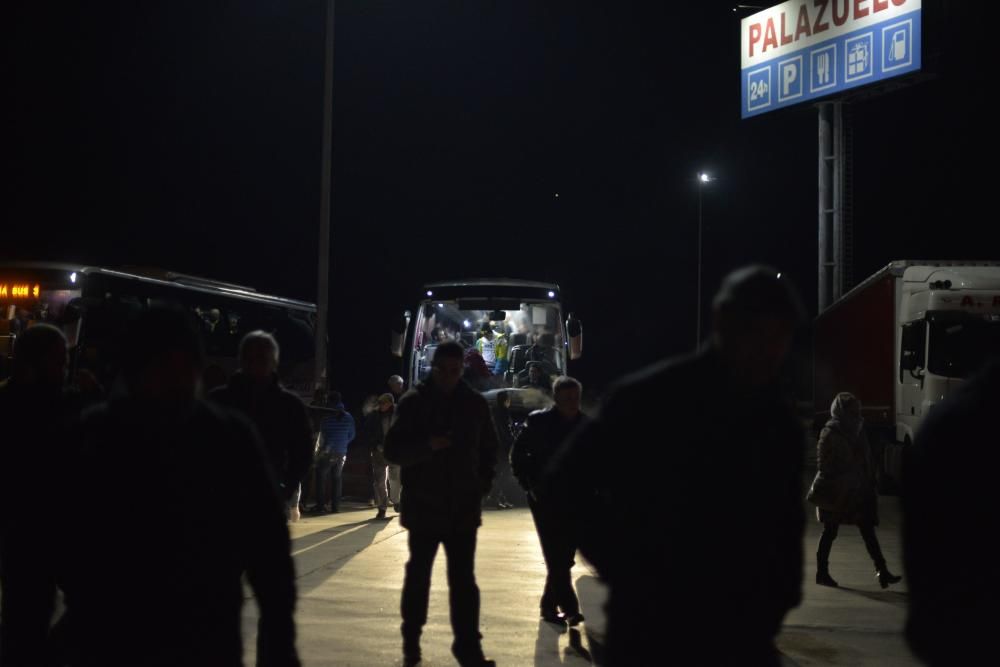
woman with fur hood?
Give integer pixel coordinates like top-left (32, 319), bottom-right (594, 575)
top-left (809, 392), bottom-right (903, 589)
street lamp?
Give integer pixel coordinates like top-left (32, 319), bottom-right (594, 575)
top-left (696, 171), bottom-right (713, 349)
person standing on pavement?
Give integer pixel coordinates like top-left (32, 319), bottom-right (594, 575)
top-left (211, 331), bottom-right (314, 520)
top-left (545, 265), bottom-right (807, 667)
top-left (313, 390), bottom-right (355, 514)
top-left (510, 376), bottom-right (588, 627)
top-left (903, 359), bottom-right (1000, 666)
top-left (56, 307), bottom-right (301, 667)
top-left (384, 341), bottom-right (499, 667)
top-left (0, 324), bottom-right (70, 667)
top-left (808, 392), bottom-right (902, 589)
top-left (363, 393), bottom-right (399, 520)
top-left (484, 391), bottom-right (515, 509)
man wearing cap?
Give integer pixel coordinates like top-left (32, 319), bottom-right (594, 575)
top-left (363, 393), bottom-right (399, 520)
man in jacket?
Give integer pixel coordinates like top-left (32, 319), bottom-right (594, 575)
top-left (510, 376), bottom-right (588, 627)
top-left (0, 324), bottom-right (70, 666)
top-left (546, 266), bottom-right (806, 666)
top-left (313, 390), bottom-right (355, 514)
top-left (57, 307), bottom-right (300, 667)
top-left (904, 359), bottom-right (1000, 665)
top-left (384, 341), bottom-right (498, 667)
top-left (211, 331), bottom-right (313, 516)
top-left (364, 393), bottom-right (398, 520)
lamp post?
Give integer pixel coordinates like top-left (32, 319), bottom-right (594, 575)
top-left (696, 172), bottom-right (713, 349)
top-left (315, 0), bottom-right (335, 394)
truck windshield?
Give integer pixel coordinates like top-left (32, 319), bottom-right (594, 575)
top-left (928, 315), bottom-right (1000, 379)
top-left (412, 301), bottom-right (565, 386)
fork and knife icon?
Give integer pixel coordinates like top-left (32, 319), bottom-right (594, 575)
top-left (815, 52), bottom-right (831, 84)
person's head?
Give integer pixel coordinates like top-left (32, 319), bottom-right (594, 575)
top-left (388, 375), bottom-right (404, 395)
top-left (528, 362), bottom-right (543, 383)
top-left (831, 392), bottom-right (862, 426)
top-left (120, 306), bottom-right (205, 406)
top-left (552, 376), bottom-right (583, 420)
top-left (12, 323), bottom-right (68, 392)
top-left (431, 340), bottom-right (465, 394)
top-left (480, 323), bottom-right (494, 340)
top-left (376, 392), bottom-right (394, 412)
top-left (239, 331), bottom-right (279, 382)
top-left (496, 390), bottom-right (510, 409)
top-left (327, 390), bottom-right (343, 407)
top-left (711, 265), bottom-right (805, 387)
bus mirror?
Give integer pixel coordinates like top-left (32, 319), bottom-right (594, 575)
top-left (488, 310), bottom-right (507, 322)
top-left (567, 315), bottom-right (583, 360)
top-left (390, 331), bottom-right (405, 358)
top-left (390, 310), bottom-right (411, 358)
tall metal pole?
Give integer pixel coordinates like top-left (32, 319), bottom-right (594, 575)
top-left (696, 181), bottom-right (703, 349)
top-left (818, 103), bottom-right (832, 312)
top-left (315, 0), bottom-right (335, 393)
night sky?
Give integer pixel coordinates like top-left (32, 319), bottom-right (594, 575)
top-left (4, 1), bottom-right (993, 402)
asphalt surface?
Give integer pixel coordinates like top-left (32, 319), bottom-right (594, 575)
top-left (240, 488), bottom-right (916, 666)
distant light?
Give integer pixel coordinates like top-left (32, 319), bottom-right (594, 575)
top-left (699, 172), bottom-right (711, 183)
top-left (776, 272), bottom-right (782, 279)
top-left (70, 272), bottom-right (77, 284)
top-left (463, 320), bottom-right (471, 329)
top-left (548, 291), bottom-right (556, 298)
top-left (426, 290), bottom-right (433, 297)
top-left (437, 303), bottom-right (443, 308)
top-left (554, 193), bottom-right (559, 198)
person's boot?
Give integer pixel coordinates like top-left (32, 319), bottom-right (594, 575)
top-left (875, 562), bottom-right (902, 589)
top-left (402, 639), bottom-right (421, 666)
top-left (816, 558), bottom-right (839, 587)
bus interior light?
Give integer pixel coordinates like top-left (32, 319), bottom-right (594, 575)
top-left (70, 272), bottom-right (77, 284)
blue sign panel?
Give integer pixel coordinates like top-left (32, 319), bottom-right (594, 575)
top-left (740, 9), bottom-right (921, 119)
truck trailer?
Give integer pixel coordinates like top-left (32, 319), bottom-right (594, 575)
top-left (813, 260), bottom-right (1000, 491)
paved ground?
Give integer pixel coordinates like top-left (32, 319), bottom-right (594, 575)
top-left (241, 490), bottom-right (917, 666)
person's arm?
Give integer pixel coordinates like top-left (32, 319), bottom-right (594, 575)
top-left (384, 393), bottom-right (435, 467)
top-left (347, 415), bottom-right (356, 450)
top-left (509, 416), bottom-right (540, 491)
top-left (816, 428), bottom-right (836, 476)
top-left (236, 419), bottom-right (301, 667)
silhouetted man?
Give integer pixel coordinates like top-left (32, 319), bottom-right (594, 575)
top-left (0, 324), bottom-right (69, 667)
top-left (511, 376), bottom-right (588, 627)
top-left (384, 341), bottom-right (498, 667)
top-left (212, 331), bottom-right (313, 516)
top-left (56, 308), bottom-right (300, 667)
top-left (904, 359), bottom-right (1000, 665)
top-left (547, 266), bottom-right (806, 666)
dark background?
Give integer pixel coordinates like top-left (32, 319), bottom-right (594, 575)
top-left (4, 0), bottom-right (992, 403)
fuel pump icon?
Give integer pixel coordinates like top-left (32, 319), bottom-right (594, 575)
top-left (890, 29), bottom-right (906, 62)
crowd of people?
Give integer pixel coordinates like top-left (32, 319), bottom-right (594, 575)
top-left (0, 264), bottom-right (993, 666)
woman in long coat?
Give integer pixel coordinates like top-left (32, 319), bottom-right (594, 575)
top-left (811, 392), bottom-right (903, 588)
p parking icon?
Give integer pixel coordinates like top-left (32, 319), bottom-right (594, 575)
top-left (778, 57), bottom-right (803, 103)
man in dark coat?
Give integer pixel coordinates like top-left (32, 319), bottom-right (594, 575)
top-left (384, 341), bottom-right (499, 667)
top-left (57, 307), bottom-right (300, 667)
top-left (211, 331), bottom-right (314, 512)
top-left (546, 266), bottom-right (807, 666)
top-left (903, 359), bottom-right (1000, 666)
top-left (0, 324), bottom-right (70, 667)
top-left (510, 376), bottom-right (588, 627)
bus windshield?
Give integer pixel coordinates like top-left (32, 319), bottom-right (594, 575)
top-left (411, 301), bottom-right (565, 388)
